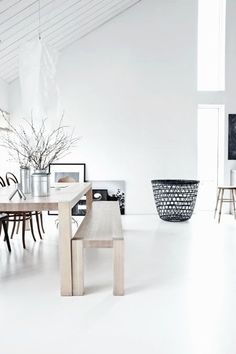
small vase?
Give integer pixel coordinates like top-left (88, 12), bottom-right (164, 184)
top-left (31, 169), bottom-right (50, 197)
top-left (20, 166), bottom-right (31, 194)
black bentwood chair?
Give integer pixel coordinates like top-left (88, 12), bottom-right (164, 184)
top-left (5, 172), bottom-right (44, 248)
top-left (0, 176), bottom-right (6, 187)
top-left (0, 213), bottom-right (11, 252)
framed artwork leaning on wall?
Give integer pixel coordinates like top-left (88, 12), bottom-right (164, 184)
top-left (49, 163), bottom-right (86, 186)
top-left (48, 163), bottom-right (86, 216)
top-left (228, 114), bottom-right (236, 160)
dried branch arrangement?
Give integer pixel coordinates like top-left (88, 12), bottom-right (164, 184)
top-left (0, 112), bottom-right (79, 170)
top-left (0, 108), bottom-right (11, 131)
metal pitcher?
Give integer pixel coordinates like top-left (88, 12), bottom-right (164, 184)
top-left (20, 167), bottom-right (31, 194)
top-left (31, 170), bottom-right (50, 197)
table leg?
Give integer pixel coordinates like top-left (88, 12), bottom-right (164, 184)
top-left (86, 187), bottom-right (93, 212)
top-left (113, 239), bottom-right (124, 296)
top-left (58, 202), bottom-right (72, 296)
top-left (72, 239), bottom-right (84, 296)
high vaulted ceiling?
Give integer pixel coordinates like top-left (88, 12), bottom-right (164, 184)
top-left (0, 0), bottom-right (141, 83)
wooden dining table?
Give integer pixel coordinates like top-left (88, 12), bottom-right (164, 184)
top-left (0, 182), bottom-right (92, 296)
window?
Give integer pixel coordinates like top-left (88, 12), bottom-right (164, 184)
top-left (197, 0), bottom-right (226, 91)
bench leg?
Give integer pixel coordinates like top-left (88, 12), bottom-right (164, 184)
top-left (58, 202), bottom-right (73, 296)
top-left (113, 240), bottom-right (124, 296)
top-left (72, 240), bottom-right (84, 296)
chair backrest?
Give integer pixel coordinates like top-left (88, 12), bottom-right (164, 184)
top-left (0, 176), bottom-right (6, 187)
top-left (5, 172), bottom-right (18, 186)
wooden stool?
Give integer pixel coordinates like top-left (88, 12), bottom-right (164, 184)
top-left (214, 186), bottom-right (236, 223)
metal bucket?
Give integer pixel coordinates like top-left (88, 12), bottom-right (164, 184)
top-left (31, 170), bottom-right (50, 197)
top-left (20, 167), bottom-right (31, 194)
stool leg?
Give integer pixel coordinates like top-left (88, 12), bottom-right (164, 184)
top-left (113, 239), bottom-right (124, 296)
top-left (231, 190), bottom-right (236, 219)
top-left (214, 188), bottom-right (221, 219)
top-left (72, 240), bottom-right (84, 296)
top-left (218, 188), bottom-right (224, 223)
top-left (233, 189), bottom-right (236, 219)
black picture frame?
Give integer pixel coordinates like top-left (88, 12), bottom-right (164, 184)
top-left (48, 163), bottom-right (86, 216)
top-left (92, 189), bottom-right (108, 201)
top-left (228, 114), bottom-right (236, 160)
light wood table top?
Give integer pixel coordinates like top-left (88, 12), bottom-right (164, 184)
top-left (0, 183), bottom-right (92, 212)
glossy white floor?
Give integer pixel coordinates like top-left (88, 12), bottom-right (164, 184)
top-left (0, 212), bottom-right (236, 354)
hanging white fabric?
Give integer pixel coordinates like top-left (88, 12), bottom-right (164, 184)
top-left (19, 39), bottom-right (61, 120)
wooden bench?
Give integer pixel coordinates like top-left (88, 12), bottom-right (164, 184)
top-left (71, 201), bottom-right (124, 296)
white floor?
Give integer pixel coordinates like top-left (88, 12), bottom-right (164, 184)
top-left (1, 212), bottom-right (236, 354)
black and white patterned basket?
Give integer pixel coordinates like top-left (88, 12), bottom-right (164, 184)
top-left (151, 179), bottom-right (199, 222)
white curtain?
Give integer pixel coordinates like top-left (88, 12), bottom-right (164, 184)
top-left (19, 39), bottom-right (61, 120)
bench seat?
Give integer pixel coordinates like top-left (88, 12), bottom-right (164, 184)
top-left (72, 201), bottom-right (124, 296)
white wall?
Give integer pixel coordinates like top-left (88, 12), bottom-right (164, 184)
top-left (9, 0), bottom-right (198, 214)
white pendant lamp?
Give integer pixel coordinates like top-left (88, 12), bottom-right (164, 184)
top-left (19, 0), bottom-right (60, 119)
